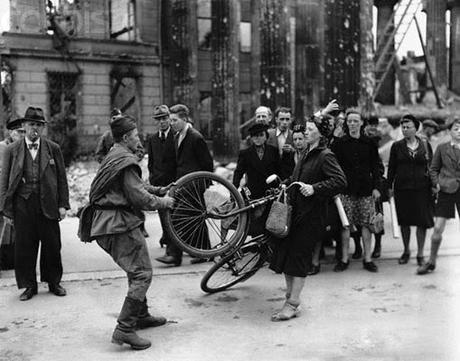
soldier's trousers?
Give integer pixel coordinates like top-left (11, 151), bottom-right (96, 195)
top-left (97, 227), bottom-right (153, 301)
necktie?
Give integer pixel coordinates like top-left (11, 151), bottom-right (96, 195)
top-left (28, 143), bottom-right (38, 150)
top-left (160, 132), bottom-right (165, 142)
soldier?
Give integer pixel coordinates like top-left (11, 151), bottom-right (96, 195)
top-left (87, 114), bottom-right (174, 349)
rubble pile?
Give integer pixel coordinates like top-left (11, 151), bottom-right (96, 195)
top-left (66, 158), bottom-right (236, 217)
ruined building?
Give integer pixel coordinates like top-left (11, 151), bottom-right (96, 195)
top-left (1, 0), bottom-right (459, 161)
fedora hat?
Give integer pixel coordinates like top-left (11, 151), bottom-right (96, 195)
top-left (20, 107), bottom-right (46, 124)
top-left (6, 117), bottom-right (25, 131)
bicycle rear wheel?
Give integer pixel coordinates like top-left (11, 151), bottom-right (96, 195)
top-left (200, 237), bottom-right (270, 294)
top-left (165, 171), bottom-right (249, 258)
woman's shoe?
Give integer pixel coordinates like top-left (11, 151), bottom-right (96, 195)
top-left (416, 262), bottom-right (436, 275)
top-left (352, 248), bottom-right (362, 259)
top-left (398, 253), bottom-right (410, 264)
top-left (371, 247), bottom-right (381, 259)
top-left (416, 256), bottom-right (425, 266)
top-left (307, 264), bottom-right (320, 276)
top-left (271, 301), bottom-right (300, 322)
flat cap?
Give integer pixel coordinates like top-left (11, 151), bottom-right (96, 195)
top-left (422, 119), bottom-right (438, 130)
top-left (153, 105), bottom-right (170, 119)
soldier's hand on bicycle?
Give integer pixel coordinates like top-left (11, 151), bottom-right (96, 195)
top-left (163, 195), bottom-right (175, 209)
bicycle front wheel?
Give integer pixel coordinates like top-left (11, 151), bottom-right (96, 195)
top-left (200, 239), bottom-right (268, 293)
top-left (164, 171), bottom-right (249, 258)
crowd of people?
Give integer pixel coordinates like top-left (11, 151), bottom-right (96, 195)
top-left (0, 101), bottom-right (459, 349)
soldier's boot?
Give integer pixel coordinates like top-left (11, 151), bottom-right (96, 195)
top-left (136, 298), bottom-right (167, 329)
top-left (111, 297), bottom-right (151, 350)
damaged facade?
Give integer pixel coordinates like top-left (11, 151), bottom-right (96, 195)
top-left (1, 0), bottom-right (459, 161)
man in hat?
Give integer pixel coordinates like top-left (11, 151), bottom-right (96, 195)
top-left (0, 106), bottom-right (70, 301)
top-left (0, 117), bottom-right (26, 271)
top-left (88, 114), bottom-right (174, 350)
top-left (146, 105), bottom-right (176, 253)
top-left (156, 104), bottom-right (213, 266)
top-left (419, 119), bottom-right (438, 143)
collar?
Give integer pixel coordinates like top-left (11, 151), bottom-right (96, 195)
top-left (178, 123), bottom-right (190, 138)
top-left (25, 137), bottom-right (41, 147)
top-left (451, 141), bottom-right (460, 149)
top-left (276, 128), bottom-right (288, 137)
top-left (159, 127), bottom-right (171, 137)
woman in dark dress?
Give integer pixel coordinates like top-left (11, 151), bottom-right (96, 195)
top-left (387, 114), bottom-right (435, 266)
top-left (270, 117), bottom-right (347, 321)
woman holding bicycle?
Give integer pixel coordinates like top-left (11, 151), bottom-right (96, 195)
top-left (270, 115), bottom-right (347, 322)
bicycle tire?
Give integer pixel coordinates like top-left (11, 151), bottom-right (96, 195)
top-left (164, 171), bottom-right (249, 258)
top-left (200, 240), bottom-right (269, 294)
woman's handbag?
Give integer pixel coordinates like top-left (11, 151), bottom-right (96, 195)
top-left (369, 201), bottom-right (384, 234)
top-left (265, 188), bottom-right (292, 238)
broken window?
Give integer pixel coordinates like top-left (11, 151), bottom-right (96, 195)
top-left (46, 0), bottom-right (81, 37)
top-left (47, 71), bottom-right (79, 165)
top-left (198, 0), bottom-right (211, 50)
top-left (111, 73), bottom-right (140, 122)
top-left (109, 0), bottom-right (137, 41)
top-left (1, 61), bottom-right (13, 134)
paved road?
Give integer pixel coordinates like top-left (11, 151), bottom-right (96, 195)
top-left (1, 255), bottom-right (460, 361)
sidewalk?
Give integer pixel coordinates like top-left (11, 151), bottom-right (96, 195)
top-left (1, 204), bottom-right (459, 286)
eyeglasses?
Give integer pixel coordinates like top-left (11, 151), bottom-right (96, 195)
top-left (278, 118), bottom-right (290, 121)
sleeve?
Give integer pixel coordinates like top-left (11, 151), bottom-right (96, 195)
top-left (195, 135), bottom-right (214, 172)
top-left (54, 146), bottom-right (70, 209)
top-left (232, 151), bottom-right (246, 189)
top-left (0, 146), bottom-right (12, 216)
top-left (429, 145), bottom-right (442, 186)
top-left (312, 152), bottom-right (347, 197)
top-left (146, 136), bottom-right (155, 185)
top-left (387, 142), bottom-right (397, 188)
top-left (370, 142), bottom-right (383, 190)
top-left (123, 166), bottom-right (169, 211)
top-left (280, 151), bottom-right (295, 181)
top-left (426, 141), bottom-right (436, 187)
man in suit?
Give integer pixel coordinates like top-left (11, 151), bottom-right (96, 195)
top-left (146, 105), bottom-right (177, 262)
top-left (0, 107), bottom-right (69, 301)
top-left (0, 117), bottom-right (26, 271)
top-left (267, 107), bottom-right (295, 158)
top-left (418, 118), bottom-right (460, 275)
top-left (156, 104), bottom-right (213, 266)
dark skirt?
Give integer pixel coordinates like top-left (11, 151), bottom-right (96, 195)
top-left (269, 215), bottom-right (322, 278)
top-left (394, 188), bottom-right (434, 228)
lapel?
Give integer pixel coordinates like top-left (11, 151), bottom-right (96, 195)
top-left (248, 145), bottom-right (267, 175)
top-left (10, 141), bottom-right (26, 191)
top-left (176, 126), bottom-right (190, 156)
top-left (39, 138), bottom-right (51, 178)
top-left (444, 143), bottom-right (460, 171)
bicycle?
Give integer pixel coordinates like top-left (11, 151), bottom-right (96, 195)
top-left (164, 171), bottom-right (301, 293)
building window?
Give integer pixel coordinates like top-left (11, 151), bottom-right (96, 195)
top-left (47, 71), bottom-right (79, 165)
top-left (198, 0), bottom-right (211, 50)
top-left (1, 62), bottom-right (13, 132)
top-left (110, 73), bottom-right (140, 124)
top-left (240, 22), bottom-right (251, 53)
top-left (110, 0), bottom-right (137, 41)
top-left (46, 0), bottom-right (81, 37)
